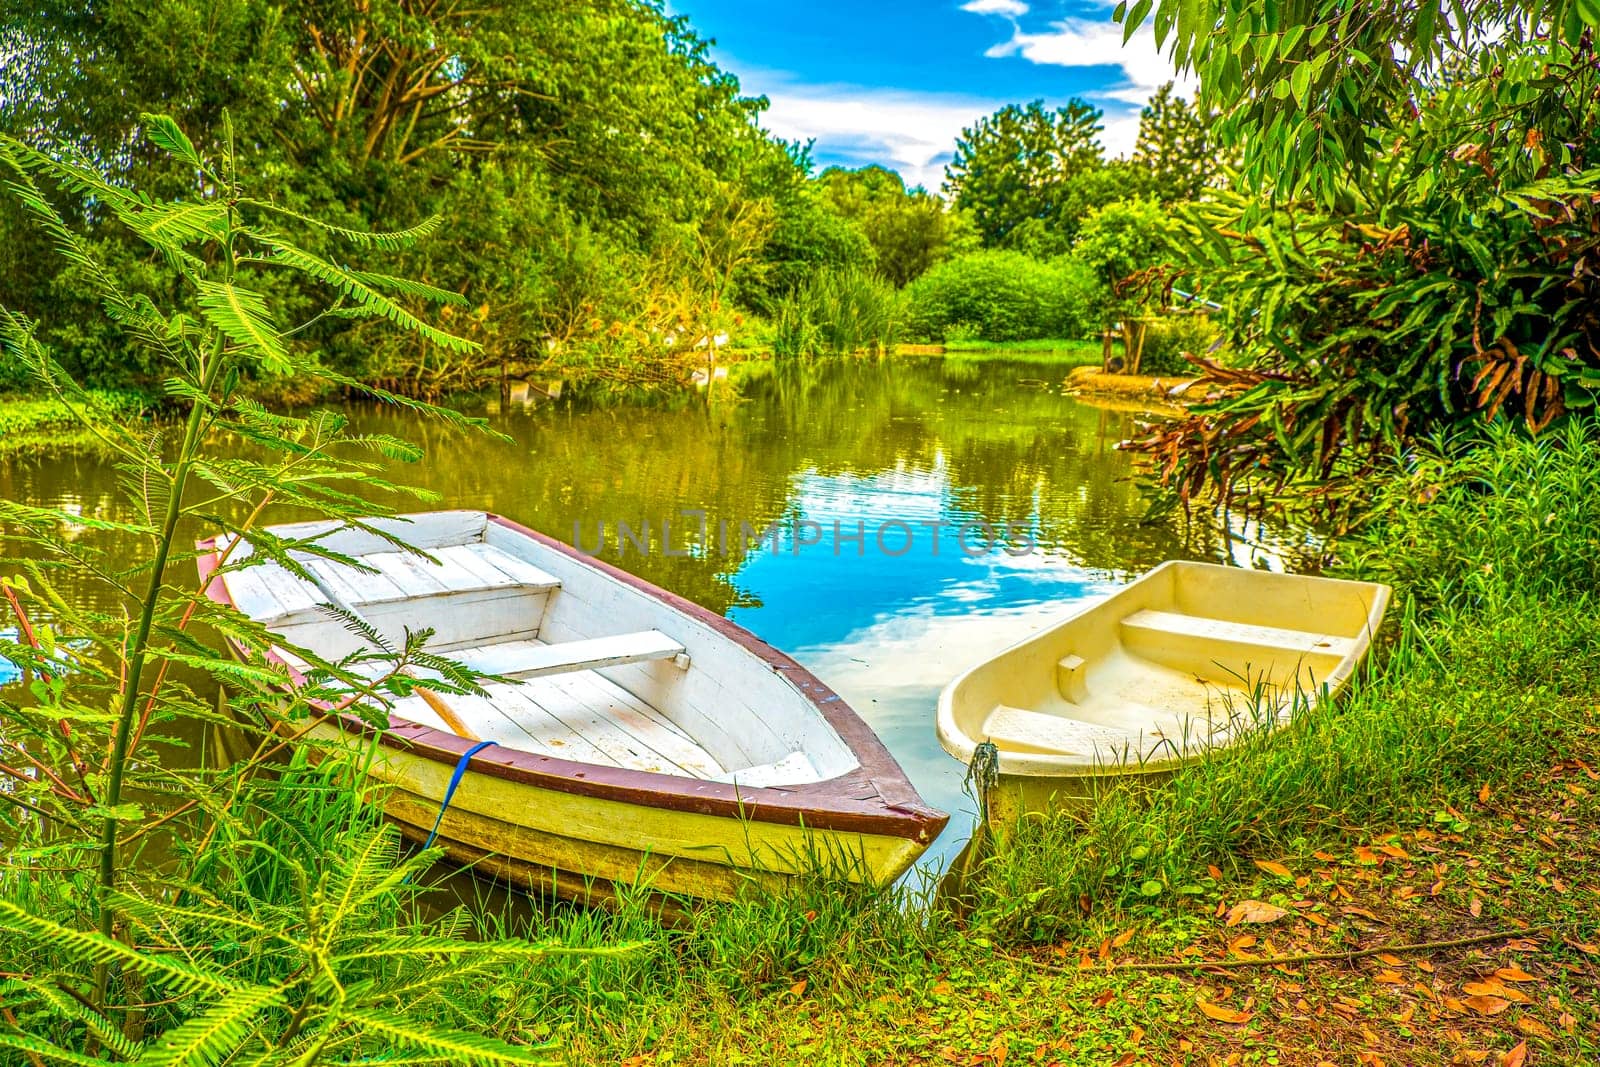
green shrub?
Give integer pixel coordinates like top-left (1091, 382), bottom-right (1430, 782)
top-left (1135, 313), bottom-right (1221, 375)
top-left (1348, 419), bottom-right (1600, 611)
top-left (903, 251), bottom-right (1099, 343)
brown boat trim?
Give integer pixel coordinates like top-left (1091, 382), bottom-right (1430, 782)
top-left (197, 514), bottom-right (949, 843)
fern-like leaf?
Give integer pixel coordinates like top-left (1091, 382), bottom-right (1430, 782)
top-left (0, 1030), bottom-right (113, 1067)
top-left (351, 270), bottom-right (468, 306)
top-left (333, 1008), bottom-right (558, 1067)
top-left (29, 983), bottom-right (147, 1061)
top-left (131, 984), bottom-right (283, 1067)
top-left (140, 201), bottom-right (230, 245)
top-left (140, 113), bottom-right (205, 171)
top-left (238, 200), bottom-right (444, 250)
top-left (195, 281), bottom-right (290, 373)
top-left (249, 238), bottom-right (478, 354)
top-left (0, 901), bottom-right (237, 996)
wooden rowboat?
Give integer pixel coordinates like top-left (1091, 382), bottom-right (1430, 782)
top-left (198, 510), bottom-right (945, 902)
top-left (937, 561), bottom-right (1390, 823)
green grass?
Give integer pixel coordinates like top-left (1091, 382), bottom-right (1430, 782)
top-left (0, 389), bottom-right (149, 455)
top-left (936, 337), bottom-right (1101, 356)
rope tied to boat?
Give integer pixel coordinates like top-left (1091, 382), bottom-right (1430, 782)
top-left (421, 739), bottom-right (498, 852)
top-left (966, 740), bottom-right (1000, 825)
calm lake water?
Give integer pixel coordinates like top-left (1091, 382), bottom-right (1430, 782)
top-left (1, 354), bottom-right (1300, 882)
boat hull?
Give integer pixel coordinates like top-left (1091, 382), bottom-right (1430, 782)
top-left (309, 719), bottom-right (926, 901)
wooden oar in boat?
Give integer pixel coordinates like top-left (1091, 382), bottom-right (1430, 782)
top-left (400, 670), bottom-right (480, 741)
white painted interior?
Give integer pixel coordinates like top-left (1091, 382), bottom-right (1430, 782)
top-left (937, 561), bottom-right (1391, 776)
top-left (223, 510), bottom-right (858, 785)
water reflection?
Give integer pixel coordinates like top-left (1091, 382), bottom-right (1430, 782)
top-left (2, 355), bottom-right (1298, 880)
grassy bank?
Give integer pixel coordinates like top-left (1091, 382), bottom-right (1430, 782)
top-left (0, 390), bottom-right (148, 455)
top-left (509, 424), bottom-right (1600, 1063)
top-left (933, 338), bottom-right (1103, 365)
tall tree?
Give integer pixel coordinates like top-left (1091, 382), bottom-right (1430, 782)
top-left (817, 166), bottom-right (973, 286)
top-left (943, 99), bottom-right (1105, 248)
top-left (1131, 82), bottom-right (1215, 202)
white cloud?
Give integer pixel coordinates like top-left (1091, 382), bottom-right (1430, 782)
top-left (984, 17), bottom-right (1198, 156)
top-left (960, 0), bottom-right (1030, 16)
top-left (757, 87), bottom-right (999, 190)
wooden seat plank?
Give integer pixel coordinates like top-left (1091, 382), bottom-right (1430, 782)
top-left (452, 631), bottom-right (685, 681)
top-left (365, 551), bottom-right (452, 597)
top-left (465, 543), bottom-right (562, 590)
top-left (432, 544), bottom-right (524, 589)
top-left (983, 705), bottom-right (1144, 758)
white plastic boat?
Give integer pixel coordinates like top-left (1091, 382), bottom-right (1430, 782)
top-left (937, 561), bottom-right (1390, 822)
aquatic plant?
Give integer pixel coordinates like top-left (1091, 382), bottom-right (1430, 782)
top-left (769, 267), bottom-right (902, 358)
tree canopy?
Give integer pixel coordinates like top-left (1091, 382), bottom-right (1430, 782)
top-left (0, 0), bottom-right (797, 391)
top-left (943, 100), bottom-right (1106, 249)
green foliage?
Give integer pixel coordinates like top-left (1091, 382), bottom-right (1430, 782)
top-left (1131, 82), bottom-right (1221, 203)
top-left (0, 116), bottom-right (609, 1062)
top-left (1348, 420), bottom-right (1600, 612)
top-left (3, 757), bottom-right (594, 1065)
top-left (1136, 314), bottom-right (1221, 375)
top-left (1071, 198), bottom-right (1180, 322)
top-left (944, 100), bottom-right (1106, 249)
top-left (1127, 0), bottom-right (1600, 199)
top-left (0, 0), bottom-right (795, 393)
top-left (769, 267), bottom-right (901, 358)
top-left (816, 165), bottom-right (977, 286)
top-left (0, 389), bottom-right (146, 437)
top-left (1121, 4), bottom-right (1600, 504)
top-left (744, 190), bottom-right (874, 317)
top-left (904, 252), bottom-right (1098, 343)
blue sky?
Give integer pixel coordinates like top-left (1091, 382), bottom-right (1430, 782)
top-left (668, 1), bottom-right (1192, 191)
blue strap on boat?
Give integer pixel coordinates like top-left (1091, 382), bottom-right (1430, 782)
top-left (421, 739), bottom-right (497, 851)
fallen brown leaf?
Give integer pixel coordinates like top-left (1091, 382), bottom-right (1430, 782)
top-left (1516, 1016), bottom-right (1553, 1039)
top-left (1462, 995), bottom-right (1512, 1016)
top-left (1112, 927), bottom-right (1136, 948)
top-left (1198, 998), bottom-right (1254, 1025)
top-left (1500, 1041), bottom-right (1528, 1067)
top-left (1495, 966), bottom-right (1538, 983)
top-left (1256, 859), bottom-right (1293, 879)
top-left (1374, 970), bottom-right (1405, 985)
top-left (1226, 900), bottom-right (1289, 925)
top-left (1092, 989), bottom-right (1115, 1009)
